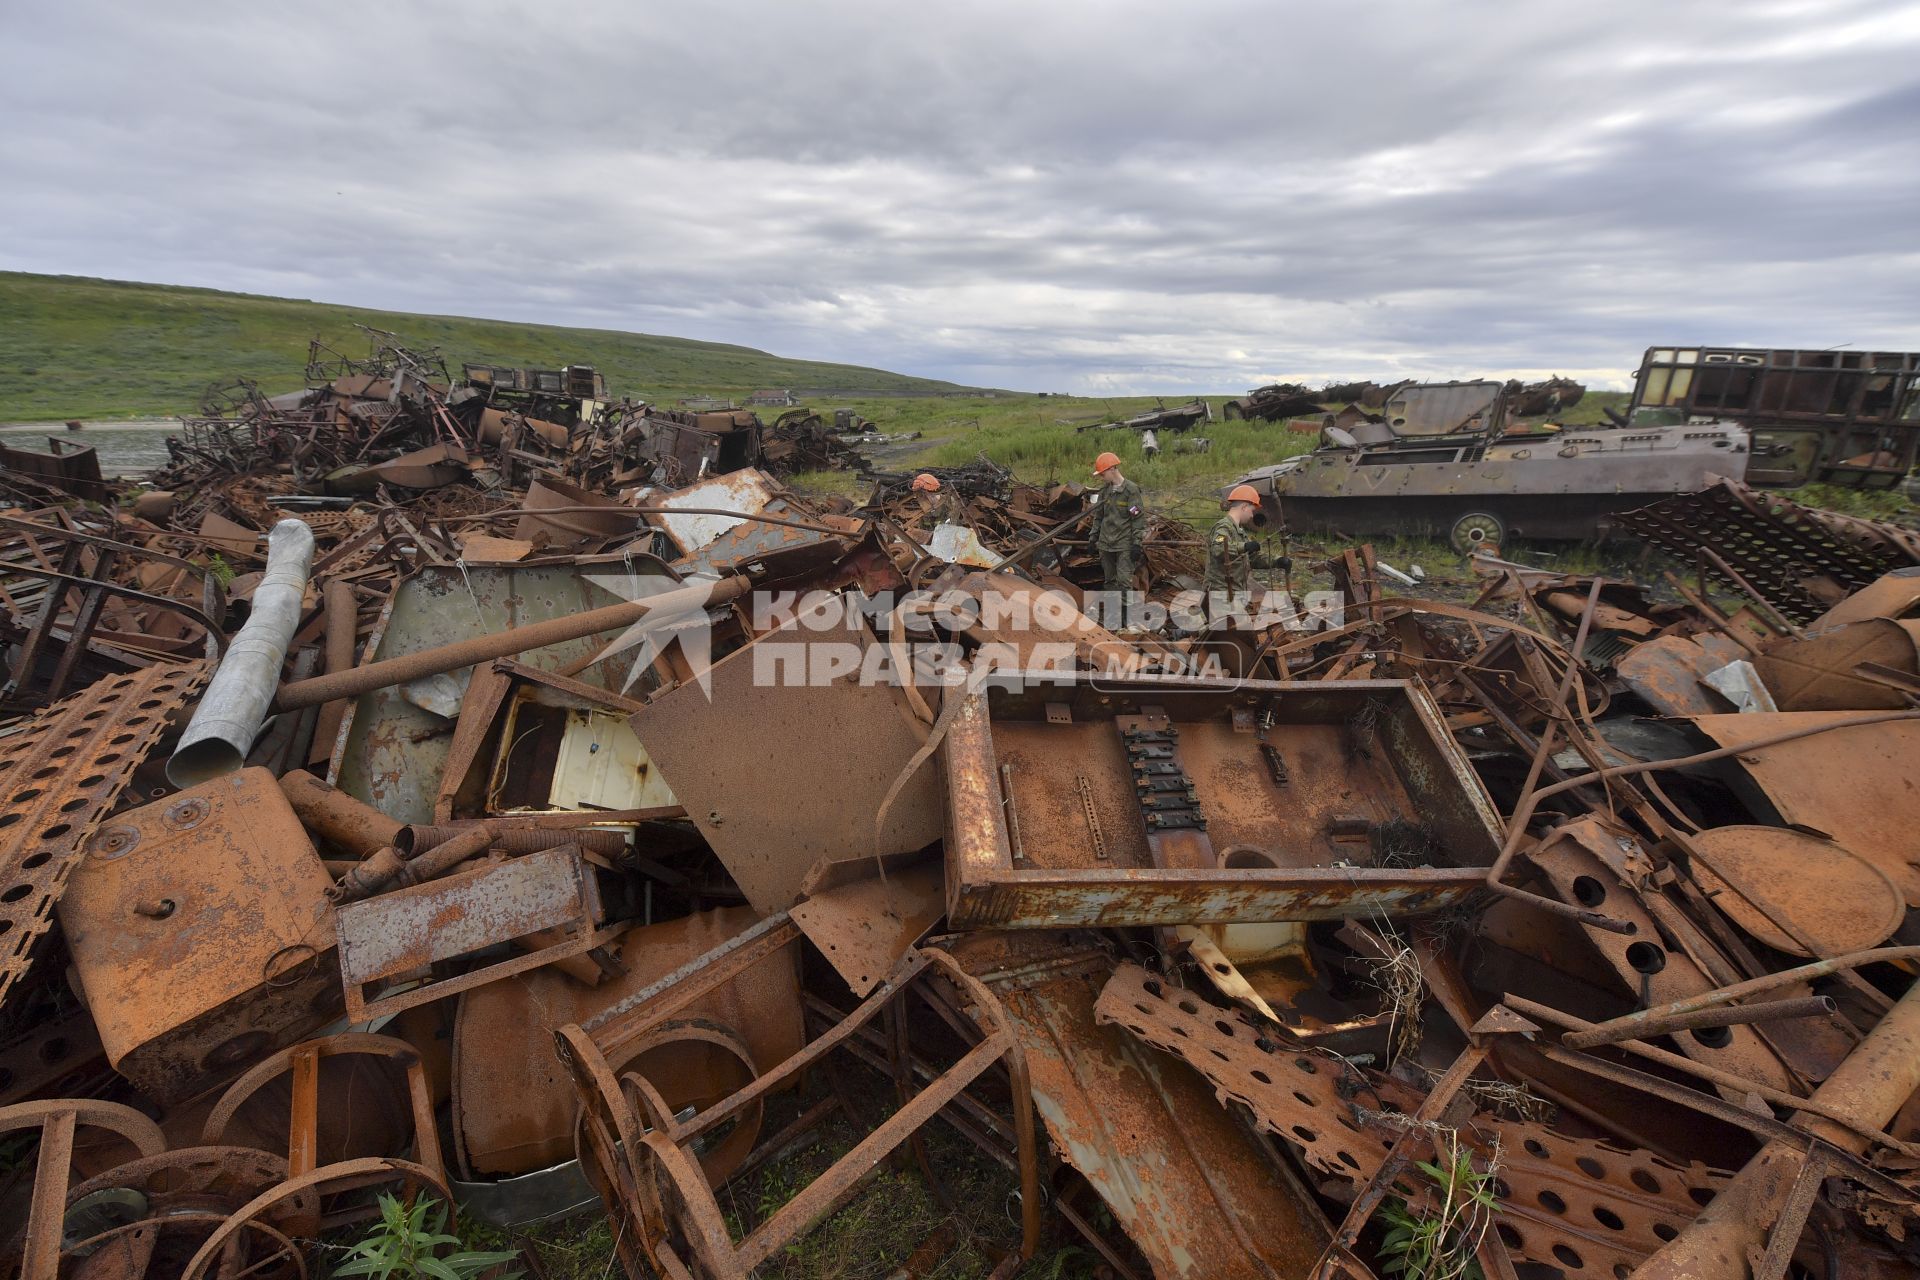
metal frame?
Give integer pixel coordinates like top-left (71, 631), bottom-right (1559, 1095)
top-left (558, 944), bottom-right (1041, 1279)
top-left (942, 673), bottom-right (1501, 929)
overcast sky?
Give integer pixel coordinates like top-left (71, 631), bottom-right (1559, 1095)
top-left (4, 1), bottom-right (1918, 394)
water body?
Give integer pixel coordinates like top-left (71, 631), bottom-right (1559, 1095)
top-left (0, 421), bottom-right (178, 479)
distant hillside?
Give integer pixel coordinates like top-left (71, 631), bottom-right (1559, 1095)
top-left (0, 272), bottom-right (993, 421)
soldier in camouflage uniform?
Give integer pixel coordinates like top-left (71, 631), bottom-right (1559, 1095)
top-left (1090, 452), bottom-right (1145, 612)
top-left (1206, 484), bottom-right (1289, 622)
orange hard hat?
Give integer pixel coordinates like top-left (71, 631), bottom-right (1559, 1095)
top-left (911, 473), bottom-right (941, 492)
top-left (1093, 451), bottom-right (1121, 474)
top-left (1226, 484), bottom-right (1261, 506)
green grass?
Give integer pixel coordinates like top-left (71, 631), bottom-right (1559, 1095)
top-left (1791, 481), bottom-right (1914, 521)
top-left (0, 271), bottom-right (996, 421)
top-left (788, 391), bottom-right (1635, 532)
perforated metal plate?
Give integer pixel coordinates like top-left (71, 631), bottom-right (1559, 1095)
top-left (1095, 964), bottom-right (1728, 1280)
top-left (0, 661), bottom-right (209, 1007)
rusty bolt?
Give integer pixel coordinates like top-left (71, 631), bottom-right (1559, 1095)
top-left (133, 898), bottom-right (176, 919)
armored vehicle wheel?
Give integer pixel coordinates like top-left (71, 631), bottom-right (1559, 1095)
top-left (1449, 511), bottom-right (1505, 555)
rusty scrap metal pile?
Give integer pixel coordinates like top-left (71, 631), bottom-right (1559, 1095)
top-left (3, 352), bottom-right (1920, 1280)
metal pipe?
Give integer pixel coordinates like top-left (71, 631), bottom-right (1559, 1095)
top-left (1500, 995), bottom-right (1915, 1155)
top-left (329, 821), bottom-right (500, 903)
top-left (400, 822), bottom-right (500, 884)
top-left (1562, 995), bottom-right (1836, 1050)
top-left (271, 573), bottom-right (750, 713)
top-left (1632, 977), bottom-right (1920, 1280)
top-left (307, 580), bottom-right (359, 767)
top-left (168, 519), bottom-right (315, 787)
top-left (1577, 945), bottom-right (1920, 1042)
top-left (278, 769), bottom-right (402, 855)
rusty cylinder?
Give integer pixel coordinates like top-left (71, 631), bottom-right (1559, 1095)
top-left (270, 573), bottom-right (750, 714)
top-left (328, 822), bottom-right (501, 903)
top-left (278, 769), bottom-right (402, 856)
top-left (307, 579), bottom-right (360, 767)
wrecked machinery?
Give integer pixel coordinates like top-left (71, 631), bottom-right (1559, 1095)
top-left (3, 333), bottom-right (1920, 1280)
top-left (1077, 398), bottom-right (1213, 435)
top-left (1230, 378), bottom-right (1751, 553)
top-left (1223, 383), bottom-right (1329, 422)
top-left (1620, 346), bottom-right (1920, 490)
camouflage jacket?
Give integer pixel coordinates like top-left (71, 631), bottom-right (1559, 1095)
top-left (1204, 515), bottom-right (1268, 594)
top-left (1090, 478), bottom-right (1146, 553)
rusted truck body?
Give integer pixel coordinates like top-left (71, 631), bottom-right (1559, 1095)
top-left (1231, 379), bottom-right (1749, 551)
top-left (1624, 346), bottom-right (1920, 489)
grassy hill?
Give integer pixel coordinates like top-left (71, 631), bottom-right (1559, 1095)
top-left (0, 272), bottom-right (993, 421)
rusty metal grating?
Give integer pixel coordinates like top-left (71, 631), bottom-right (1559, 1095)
top-left (1615, 479), bottom-right (1920, 623)
top-left (0, 660), bottom-right (209, 1006)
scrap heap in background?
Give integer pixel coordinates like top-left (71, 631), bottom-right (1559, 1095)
top-left (1, 333), bottom-right (1918, 1280)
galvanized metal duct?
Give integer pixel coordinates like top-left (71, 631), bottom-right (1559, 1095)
top-left (167, 519), bottom-right (315, 787)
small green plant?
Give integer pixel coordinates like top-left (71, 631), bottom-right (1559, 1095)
top-left (204, 553), bottom-right (237, 588)
top-left (333, 1194), bottom-right (520, 1280)
top-left (1376, 1131), bottom-right (1500, 1280)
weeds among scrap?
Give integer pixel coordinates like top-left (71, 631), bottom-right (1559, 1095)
top-left (1377, 1132), bottom-right (1502, 1280)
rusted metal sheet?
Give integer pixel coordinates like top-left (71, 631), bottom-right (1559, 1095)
top-left (451, 908), bottom-right (802, 1178)
top-left (791, 850), bottom-right (945, 996)
top-left (0, 660), bottom-right (209, 1010)
top-left (335, 844), bottom-right (613, 1021)
top-left (629, 605), bottom-right (945, 916)
top-left (1095, 964), bottom-right (1728, 1280)
top-left (0, 437), bottom-right (108, 501)
top-left (1804, 567), bottom-right (1920, 630)
top-left (1614, 634), bottom-right (1747, 715)
top-left (642, 468), bottom-right (784, 558)
top-left (332, 563), bottom-right (677, 822)
top-left (1686, 825), bottom-right (1904, 957)
top-left (58, 767), bottom-right (337, 1105)
top-left (513, 475), bottom-right (636, 546)
top-left (1753, 617), bottom-right (1920, 710)
top-left (943, 675), bottom-right (1502, 929)
top-left (951, 931), bottom-right (1332, 1279)
top-left (1690, 711), bottom-right (1920, 905)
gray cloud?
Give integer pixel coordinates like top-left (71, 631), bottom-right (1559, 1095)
top-left (4, 0), bottom-right (1918, 393)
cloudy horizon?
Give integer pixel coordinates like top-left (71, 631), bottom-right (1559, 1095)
top-left (4, 0), bottom-right (1918, 395)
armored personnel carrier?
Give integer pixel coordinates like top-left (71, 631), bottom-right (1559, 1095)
top-left (1229, 379), bottom-right (1749, 553)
